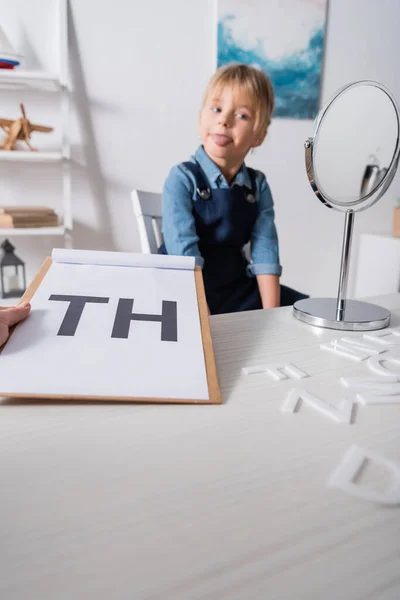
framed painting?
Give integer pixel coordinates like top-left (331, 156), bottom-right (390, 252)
top-left (217, 0), bottom-right (329, 119)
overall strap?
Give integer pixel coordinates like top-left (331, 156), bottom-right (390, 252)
top-left (182, 161), bottom-right (212, 200)
top-left (246, 167), bottom-right (258, 199)
top-left (182, 160), bottom-right (258, 201)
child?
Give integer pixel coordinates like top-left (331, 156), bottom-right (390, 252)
top-left (159, 63), bottom-right (307, 315)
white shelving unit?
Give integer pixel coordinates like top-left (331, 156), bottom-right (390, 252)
top-left (0, 151), bottom-right (64, 162)
top-left (0, 0), bottom-right (72, 249)
top-left (0, 70), bottom-right (62, 92)
top-left (0, 226), bottom-right (66, 237)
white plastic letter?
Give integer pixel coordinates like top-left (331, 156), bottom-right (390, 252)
top-left (340, 375), bottom-right (400, 389)
top-left (356, 393), bottom-right (400, 406)
top-left (340, 376), bottom-right (400, 405)
top-left (282, 388), bottom-right (353, 424)
top-left (328, 445), bottom-right (400, 505)
top-left (368, 354), bottom-right (400, 378)
top-left (363, 327), bottom-right (400, 346)
top-left (242, 363), bottom-right (308, 380)
top-left (320, 337), bottom-right (386, 362)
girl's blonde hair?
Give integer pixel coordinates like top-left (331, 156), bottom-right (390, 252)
top-left (202, 64), bottom-right (275, 136)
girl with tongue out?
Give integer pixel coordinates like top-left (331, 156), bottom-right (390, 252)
top-left (159, 64), bottom-right (307, 315)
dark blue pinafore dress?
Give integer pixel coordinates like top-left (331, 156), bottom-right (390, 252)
top-left (159, 160), bottom-right (307, 315)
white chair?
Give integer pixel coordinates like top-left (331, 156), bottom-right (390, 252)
top-left (131, 189), bottom-right (163, 254)
top-left (132, 187), bottom-right (252, 261)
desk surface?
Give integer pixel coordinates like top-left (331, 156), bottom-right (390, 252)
top-left (1, 294), bottom-right (400, 600)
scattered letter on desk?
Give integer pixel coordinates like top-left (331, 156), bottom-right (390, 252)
top-left (341, 376), bottom-right (400, 405)
top-left (320, 337), bottom-right (386, 362)
top-left (363, 326), bottom-right (400, 346)
top-left (242, 362), bottom-right (309, 380)
top-left (328, 445), bottom-right (400, 505)
top-left (282, 388), bottom-right (353, 424)
top-left (367, 353), bottom-right (400, 378)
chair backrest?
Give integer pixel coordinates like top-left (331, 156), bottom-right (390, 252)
top-left (132, 187), bottom-right (251, 260)
top-left (131, 189), bottom-right (163, 254)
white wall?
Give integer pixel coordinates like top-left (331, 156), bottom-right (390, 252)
top-left (1, 0), bottom-right (400, 298)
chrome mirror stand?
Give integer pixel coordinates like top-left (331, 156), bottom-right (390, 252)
top-left (293, 81), bottom-right (400, 331)
top-left (293, 201), bottom-right (390, 331)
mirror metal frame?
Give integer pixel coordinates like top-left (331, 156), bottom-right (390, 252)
top-left (305, 80), bottom-right (400, 212)
top-left (294, 80), bottom-right (400, 331)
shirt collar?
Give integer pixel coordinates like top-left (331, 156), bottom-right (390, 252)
top-left (193, 145), bottom-right (252, 189)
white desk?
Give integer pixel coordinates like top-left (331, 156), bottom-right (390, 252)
top-left (1, 294), bottom-right (400, 600)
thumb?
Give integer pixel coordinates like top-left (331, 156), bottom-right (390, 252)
top-left (2, 303), bottom-right (31, 327)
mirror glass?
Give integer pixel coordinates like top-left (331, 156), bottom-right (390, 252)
top-left (294, 81), bottom-right (400, 332)
top-left (313, 83), bottom-right (399, 207)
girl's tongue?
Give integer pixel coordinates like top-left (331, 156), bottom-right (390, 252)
top-left (211, 134), bottom-right (232, 147)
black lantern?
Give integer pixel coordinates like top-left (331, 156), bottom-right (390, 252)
top-left (0, 239), bottom-right (27, 299)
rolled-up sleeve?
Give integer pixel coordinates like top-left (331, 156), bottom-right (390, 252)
top-left (247, 174), bottom-right (282, 277)
top-left (162, 165), bottom-right (204, 267)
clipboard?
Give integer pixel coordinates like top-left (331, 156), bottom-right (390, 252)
top-left (0, 250), bottom-right (221, 404)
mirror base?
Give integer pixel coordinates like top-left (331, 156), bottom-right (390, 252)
top-left (293, 298), bottom-right (390, 331)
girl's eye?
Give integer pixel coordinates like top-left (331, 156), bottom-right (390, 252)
top-left (211, 107), bottom-right (221, 113)
top-left (236, 112), bottom-right (248, 120)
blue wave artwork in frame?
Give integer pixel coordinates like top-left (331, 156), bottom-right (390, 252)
top-left (217, 0), bottom-right (328, 119)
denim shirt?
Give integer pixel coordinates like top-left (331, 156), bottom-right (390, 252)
top-left (161, 146), bottom-right (282, 277)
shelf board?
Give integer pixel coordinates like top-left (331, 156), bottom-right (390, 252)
top-left (0, 70), bottom-right (62, 92)
top-left (0, 151), bottom-right (65, 163)
top-left (0, 226), bottom-right (66, 237)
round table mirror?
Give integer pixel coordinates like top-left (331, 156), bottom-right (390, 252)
top-left (293, 80), bottom-right (400, 330)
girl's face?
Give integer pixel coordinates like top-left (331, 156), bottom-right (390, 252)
top-left (198, 84), bottom-right (265, 167)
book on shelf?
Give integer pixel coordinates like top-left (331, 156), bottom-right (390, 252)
top-left (0, 206), bottom-right (56, 215)
top-left (0, 206), bottom-right (59, 228)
